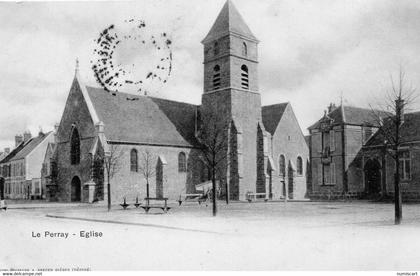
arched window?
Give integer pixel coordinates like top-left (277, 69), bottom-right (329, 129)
top-left (241, 65), bottom-right (249, 89)
top-left (297, 156), bottom-right (303, 175)
top-left (214, 42), bottom-right (219, 56)
top-left (70, 128), bottom-right (80, 165)
top-left (130, 149), bottom-right (138, 172)
top-left (242, 42), bottom-right (247, 56)
top-left (279, 155), bottom-right (285, 176)
top-left (178, 152), bottom-right (186, 172)
top-left (213, 65), bottom-right (221, 90)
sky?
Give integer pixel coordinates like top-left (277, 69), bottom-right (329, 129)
top-left (1, 0), bottom-right (420, 151)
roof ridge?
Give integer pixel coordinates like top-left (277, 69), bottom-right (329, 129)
top-left (75, 76), bottom-right (99, 124)
top-left (85, 85), bottom-right (140, 98)
top-left (406, 110), bottom-right (420, 115)
top-left (342, 104), bottom-right (387, 112)
top-left (262, 102), bottom-right (289, 108)
top-left (150, 96), bottom-right (199, 107)
top-left (8, 132), bottom-right (53, 161)
top-left (85, 85), bottom-right (199, 107)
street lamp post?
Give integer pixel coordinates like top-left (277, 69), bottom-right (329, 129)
top-left (105, 152), bottom-right (111, 212)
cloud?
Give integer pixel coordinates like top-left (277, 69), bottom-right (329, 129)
top-left (258, 0), bottom-right (420, 132)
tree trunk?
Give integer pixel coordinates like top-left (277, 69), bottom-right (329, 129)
top-left (146, 178), bottom-right (150, 199)
top-left (107, 174), bottom-right (111, 212)
top-left (225, 178), bottom-right (229, 205)
top-left (394, 100), bottom-right (402, 225)
top-left (212, 168), bottom-right (217, 216)
top-left (395, 170), bottom-right (402, 225)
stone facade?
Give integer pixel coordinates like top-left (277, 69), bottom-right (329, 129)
top-left (266, 104), bottom-right (309, 200)
top-left (362, 111), bottom-right (420, 201)
top-left (53, 80), bottom-right (97, 202)
top-left (310, 104), bottom-right (420, 201)
top-left (362, 146), bottom-right (420, 201)
top-left (103, 145), bottom-right (202, 203)
top-left (308, 105), bottom-right (384, 199)
top-left (310, 125), bottom-right (362, 198)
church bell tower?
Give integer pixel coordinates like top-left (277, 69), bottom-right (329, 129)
top-left (202, 0), bottom-right (259, 93)
top-left (201, 0), bottom-right (263, 200)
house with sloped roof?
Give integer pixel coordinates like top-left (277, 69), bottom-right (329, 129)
top-left (362, 111), bottom-right (420, 200)
top-left (49, 0), bottom-right (308, 203)
top-left (0, 148), bottom-right (10, 200)
top-left (308, 103), bottom-right (390, 199)
top-left (0, 131), bottom-right (54, 200)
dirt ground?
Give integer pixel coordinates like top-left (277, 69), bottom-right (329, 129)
top-left (1, 200), bottom-right (420, 270)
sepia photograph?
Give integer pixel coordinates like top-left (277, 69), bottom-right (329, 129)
top-left (1, 0), bottom-right (420, 274)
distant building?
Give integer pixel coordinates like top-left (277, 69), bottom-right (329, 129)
top-left (0, 148), bottom-right (10, 200)
top-left (0, 131), bottom-right (54, 200)
top-left (363, 111), bottom-right (420, 200)
top-left (308, 104), bottom-right (389, 199)
top-left (48, 0), bottom-right (308, 203)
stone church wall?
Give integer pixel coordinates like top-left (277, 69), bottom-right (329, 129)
top-left (54, 80), bottom-right (97, 202)
top-left (106, 145), bottom-right (201, 203)
top-left (270, 105), bottom-right (309, 200)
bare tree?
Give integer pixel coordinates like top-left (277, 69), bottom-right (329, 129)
top-left (138, 149), bottom-right (157, 199)
top-left (103, 144), bottom-right (124, 211)
top-left (196, 111), bottom-right (230, 216)
top-left (369, 68), bottom-right (417, 225)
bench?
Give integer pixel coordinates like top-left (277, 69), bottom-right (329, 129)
top-left (134, 197), bottom-right (142, 208)
top-left (246, 192), bottom-right (268, 202)
top-left (140, 197), bottom-right (171, 213)
top-left (178, 193), bottom-right (207, 206)
top-left (120, 197), bottom-right (130, 210)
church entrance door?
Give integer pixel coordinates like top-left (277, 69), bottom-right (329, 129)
top-left (71, 176), bottom-right (81, 202)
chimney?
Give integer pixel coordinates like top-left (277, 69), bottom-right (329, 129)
top-left (328, 103), bottom-right (337, 114)
top-left (15, 135), bottom-right (23, 147)
top-left (4, 148), bottom-right (10, 154)
top-left (23, 131), bottom-right (32, 143)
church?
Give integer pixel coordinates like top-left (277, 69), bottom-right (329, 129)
top-left (47, 0), bottom-right (309, 203)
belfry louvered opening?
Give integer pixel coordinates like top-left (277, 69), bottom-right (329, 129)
top-left (213, 65), bottom-right (221, 90)
top-left (241, 65), bottom-right (249, 89)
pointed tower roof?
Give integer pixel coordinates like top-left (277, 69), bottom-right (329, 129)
top-left (202, 0), bottom-right (258, 44)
